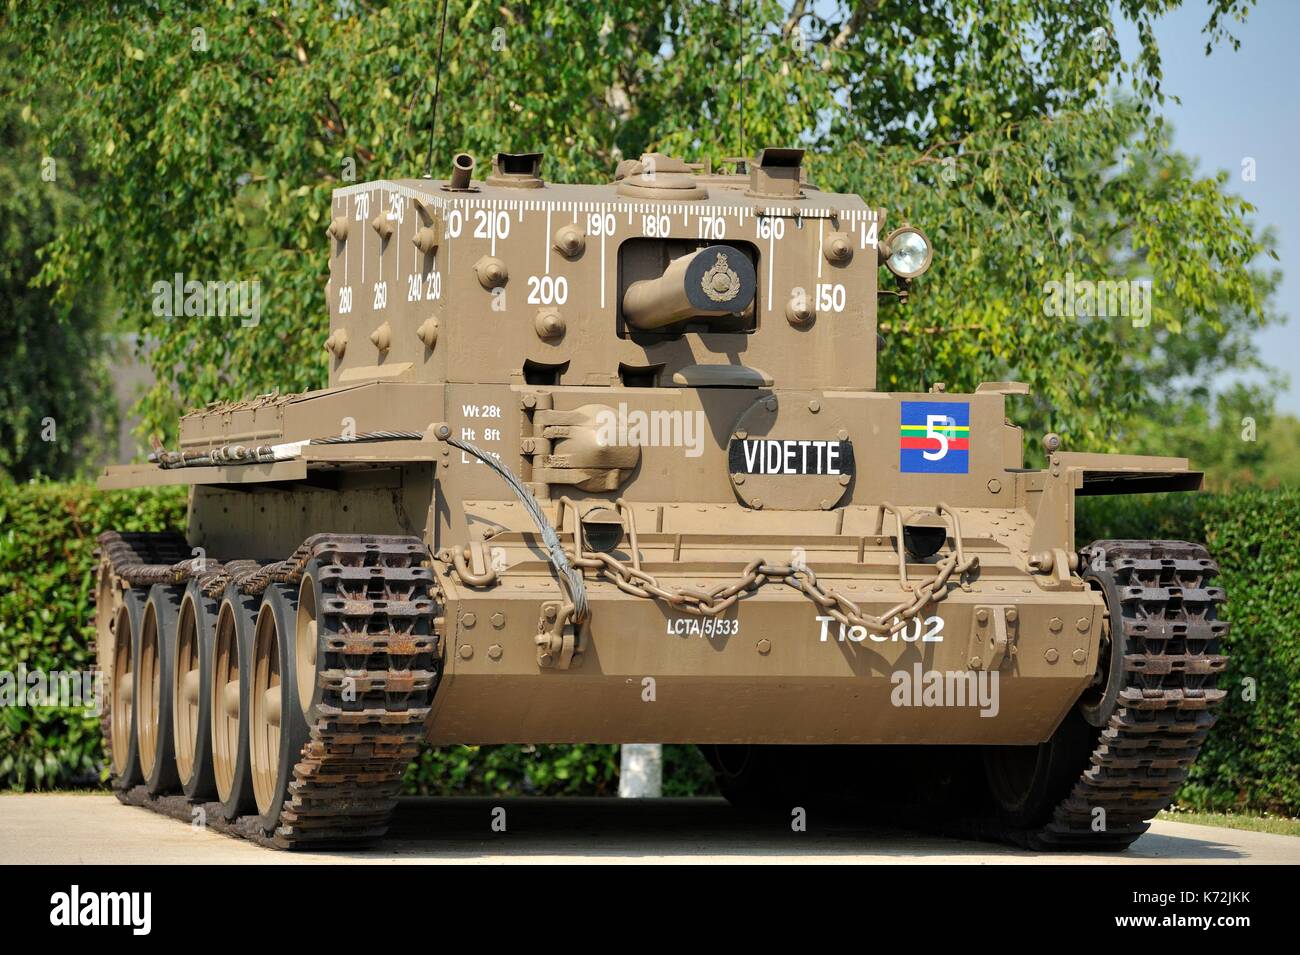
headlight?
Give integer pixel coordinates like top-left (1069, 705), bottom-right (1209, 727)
top-left (884, 226), bottom-right (932, 279)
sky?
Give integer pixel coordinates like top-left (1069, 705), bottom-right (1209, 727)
top-left (1118, 1), bottom-right (1300, 414)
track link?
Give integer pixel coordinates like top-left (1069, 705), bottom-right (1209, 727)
top-left (98, 531), bottom-right (441, 849)
top-left (1024, 540), bottom-right (1229, 849)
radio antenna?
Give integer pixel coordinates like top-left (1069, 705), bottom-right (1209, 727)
top-left (738, 0), bottom-right (748, 160)
top-left (421, 0), bottom-right (452, 178)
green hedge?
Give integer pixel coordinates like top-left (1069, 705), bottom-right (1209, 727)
top-left (2, 481), bottom-right (1295, 813)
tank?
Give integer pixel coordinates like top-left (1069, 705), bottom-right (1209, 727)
top-left (93, 147), bottom-right (1228, 850)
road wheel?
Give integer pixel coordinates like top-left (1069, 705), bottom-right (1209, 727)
top-left (294, 558), bottom-right (329, 722)
top-left (211, 586), bottom-right (259, 820)
top-left (109, 589), bottom-right (146, 789)
top-left (982, 710), bottom-right (1094, 828)
top-left (1078, 554), bottom-right (1127, 728)
top-left (250, 583), bottom-right (312, 833)
top-left (703, 745), bottom-right (813, 809)
top-left (173, 580), bottom-right (219, 799)
top-left (137, 584), bottom-right (183, 795)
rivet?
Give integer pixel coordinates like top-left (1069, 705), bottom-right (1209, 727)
top-left (733, 474), bottom-right (745, 485)
top-left (416, 317), bottom-right (439, 349)
top-left (837, 429), bottom-right (849, 441)
top-left (765, 397), bottom-right (778, 412)
top-left (368, 321), bottom-right (392, 352)
top-left (1005, 608), bottom-right (1018, 624)
top-left (756, 638), bottom-right (771, 655)
top-left (976, 609), bottom-right (990, 624)
top-left (809, 399), bottom-right (821, 413)
top-left (474, 254), bottom-right (508, 289)
top-left (534, 308), bottom-right (566, 340)
top-left (734, 429), bottom-right (748, 440)
top-left (324, 328), bottom-right (348, 358)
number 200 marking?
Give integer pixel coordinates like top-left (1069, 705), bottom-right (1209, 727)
top-left (527, 275), bottom-right (568, 305)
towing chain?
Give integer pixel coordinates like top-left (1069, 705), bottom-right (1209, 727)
top-left (571, 547), bottom-right (978, 636)
top-left (97, 531), bottom-right (440, 849)
top-left (1029, 540), bottom-right (1229, 849)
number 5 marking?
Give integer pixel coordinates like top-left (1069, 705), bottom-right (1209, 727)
top-left (924, 414), bottom-right (954, 461)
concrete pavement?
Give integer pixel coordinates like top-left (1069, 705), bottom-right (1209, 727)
top-left (2, 793), bottom-right (1297, 864)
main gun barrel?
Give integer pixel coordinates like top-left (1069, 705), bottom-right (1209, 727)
top-left (622, 244), bottom-right (757, 330)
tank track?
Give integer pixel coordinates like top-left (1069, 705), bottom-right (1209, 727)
top-left (93, 531), bottom-right (193, 783)
top-left (98, 531), bottom-right (441, 849)
top-left (1021, 540), bottom-right (1229, 849)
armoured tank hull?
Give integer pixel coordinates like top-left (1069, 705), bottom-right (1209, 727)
top-left (94, 150), bottom-right (1228, 850)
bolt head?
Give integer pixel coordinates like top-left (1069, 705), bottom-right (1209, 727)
top-left (491, 612), bottom-right (506, 629)
top-left (756, 638), bottom-right (772, 655)
top-left (1071, 649), bottom-right (1087, 664)
top-left (488, 644), bottom-right (503, 660)
top-left (1045, 648), bottom-right (1059, 663)
top-left (1076, 617), bottom-right (1090, 632)
top-left (462, 612), bottom-right (477, 628)
top-left (458, 645), bottom-right (474, 660)
top-left (1049, 616), bottom-right (1063, 632)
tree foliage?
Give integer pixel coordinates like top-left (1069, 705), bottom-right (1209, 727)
top-left (3, 0), bottom-right (1281, 469)
top-left (0, 46), bottom-right (115, 480)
